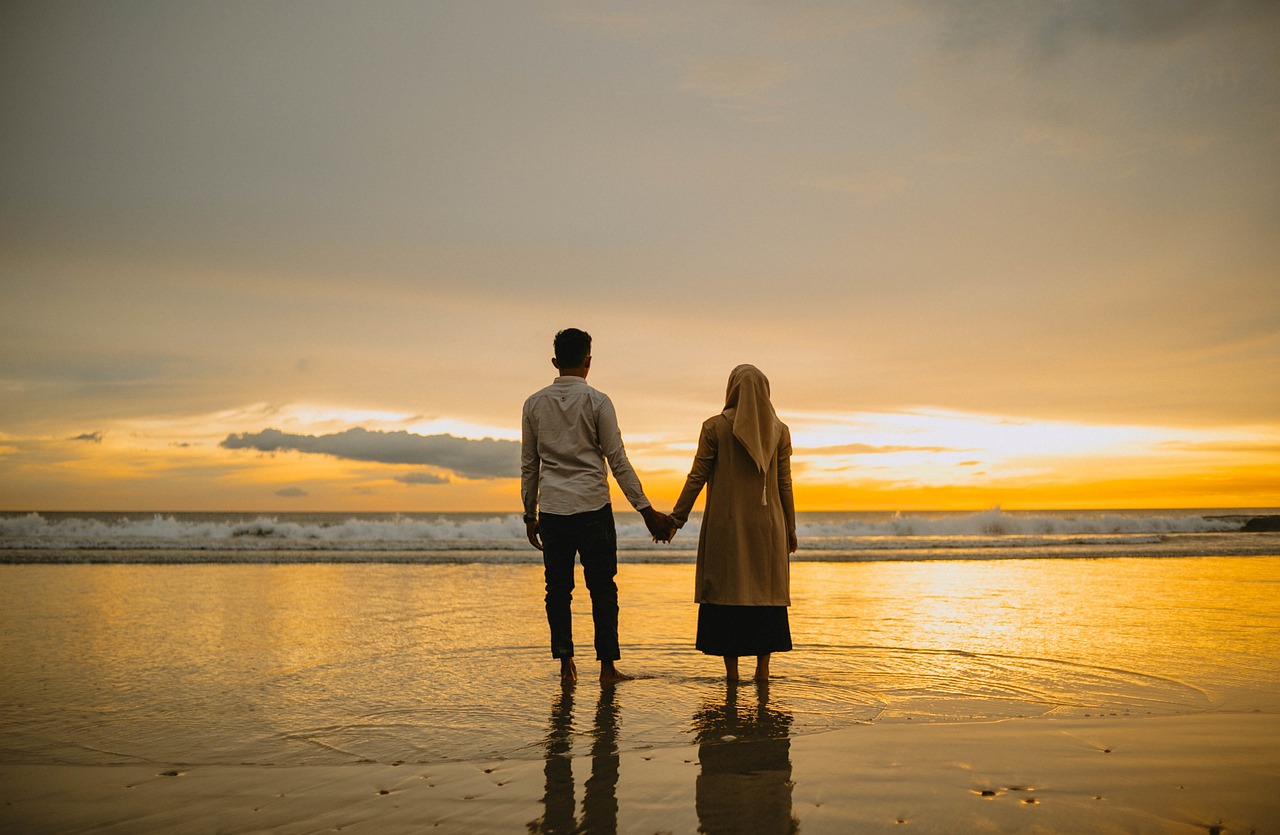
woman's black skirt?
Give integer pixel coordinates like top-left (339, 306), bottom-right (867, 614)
top-left (696, 604), bottom-right (792, 657)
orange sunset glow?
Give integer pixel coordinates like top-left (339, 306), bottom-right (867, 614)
top-left (2, 3), bottom-right (1277, 513)
top-left (5, 8), bottom-right (1280, 835)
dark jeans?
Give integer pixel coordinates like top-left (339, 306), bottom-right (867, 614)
top-left (539, 504), bottom-right (620, 661)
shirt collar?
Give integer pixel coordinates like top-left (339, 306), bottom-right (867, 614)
top-left (554, 375), bottom-right (589, 388)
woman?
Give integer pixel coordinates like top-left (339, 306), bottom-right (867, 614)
top-left (669, 364), bottom-right (798, 682)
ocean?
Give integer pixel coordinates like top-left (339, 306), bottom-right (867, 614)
top-left (2, 507), bottom-right (1278, 563)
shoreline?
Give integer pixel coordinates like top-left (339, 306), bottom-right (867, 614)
top-left (5, 507), bottom-right (1279, 515)
top-left (5, 541), bottom-right (1280, 564)
top-left (3, 711), bottom-right (1275, 833)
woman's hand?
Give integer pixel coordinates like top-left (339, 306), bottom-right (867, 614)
top-left (788, 530), bottom-right (798, 554)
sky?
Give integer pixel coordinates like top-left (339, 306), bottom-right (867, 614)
top-left (2, 0), bottom-right (1278, 513)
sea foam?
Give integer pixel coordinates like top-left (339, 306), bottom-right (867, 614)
top-left (0, 508), bottom-right (1247, 554)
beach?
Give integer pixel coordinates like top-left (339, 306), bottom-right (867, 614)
top-left (3, 712), bottom-right (1276, 833)
top-left (7, 1), bottom-right (1280, 829)
top-left (2, 524), bottom-right (1279, 831)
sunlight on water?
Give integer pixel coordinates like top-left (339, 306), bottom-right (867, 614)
top-left (1, 558), bottom-right (1277, 769)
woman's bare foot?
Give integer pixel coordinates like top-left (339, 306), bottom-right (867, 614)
top-left (560, 658), bottom-right (578, 684)
top-left (600, 661), bottom-right (633, 683)
top-left (753, 653), bottom-right (771, 681)
top-left (723, 656), bottom-right (740, 683)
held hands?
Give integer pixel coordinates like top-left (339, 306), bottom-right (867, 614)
top-left (529, 510), bottom-right (677, 548)
top-left (641, 506), bottom-right (677, 544)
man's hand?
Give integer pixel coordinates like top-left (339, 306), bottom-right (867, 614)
top-left (788, 530), bottom-right (798, 554)
top-left (526, 519), bottom-right (543, 551)
top-left (640, 506), bottom-right (673, 543)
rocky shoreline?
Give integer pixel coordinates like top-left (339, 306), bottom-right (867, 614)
top-left (1206, 514), bottom-right (1280, 532)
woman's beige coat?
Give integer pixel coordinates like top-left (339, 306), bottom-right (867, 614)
top-left (670, 414), bottom-right (796, 606)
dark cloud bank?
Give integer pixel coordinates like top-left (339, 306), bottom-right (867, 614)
top-left (394, 472), bottom-right (451, 486)
top-left (221, 428), bottom-right (518, 480)
top-left (932, 0), bottom-right (1278, 52)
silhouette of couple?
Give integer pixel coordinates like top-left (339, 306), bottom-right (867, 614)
top-left (521, 328), bottom-right (798, 684)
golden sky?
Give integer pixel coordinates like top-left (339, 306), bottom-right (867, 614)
top-left (2, 2), bottom-right (1278, 511)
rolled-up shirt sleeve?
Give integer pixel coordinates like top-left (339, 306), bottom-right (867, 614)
top-left (595, 394), bottom-right (650, 512)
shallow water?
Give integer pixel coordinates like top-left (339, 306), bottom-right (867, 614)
top-left (1, 558), bottom-right (1277, 769)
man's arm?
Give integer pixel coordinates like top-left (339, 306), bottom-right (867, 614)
top-left (596, 394), bottom-right (672, 540)
top-left (520, 402), bottom-right (542, 550)
top-left (594, 394), bottom-right (649, 511)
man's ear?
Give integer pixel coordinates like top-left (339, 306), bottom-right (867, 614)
top-left (552, 357), bottom-right (560, 369)
top-left (583, 356), bottom-right (591, 369)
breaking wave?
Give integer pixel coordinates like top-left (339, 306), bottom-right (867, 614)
top-left (0, 508), bottom-right (1255, 561)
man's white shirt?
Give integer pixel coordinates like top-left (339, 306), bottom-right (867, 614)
top-left (521, 376), bottom-right (650, 518)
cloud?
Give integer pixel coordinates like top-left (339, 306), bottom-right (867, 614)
top-left (70, 432), bottom-right (104, 443)
top-left (807, 173), bottom-right (911, 201)
top-left (394, 471), bottom-right (451, 486)
top-left (682, 55), bottom-right (790, 97)
top-left (550, 3), bottom-right (653, 35)
top-left (220, 427), bottom-right (519, 480)
top-left (797, 443), bottom-right (962, 455)
top-left (1156, 440), bottom-right (1280, 455)
top-left (929, 0), bottom-right (1278, 56)
top-left (275, 487), bottom-right (308, 498)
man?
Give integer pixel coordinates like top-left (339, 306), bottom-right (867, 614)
top-left (522, 328), bottom-right (671, 684)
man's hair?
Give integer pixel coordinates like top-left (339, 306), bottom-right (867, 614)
top-left (554, 328), bottom-right (592, 368)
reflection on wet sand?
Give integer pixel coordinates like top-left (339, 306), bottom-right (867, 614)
top-left (694, 681), bottom-right (799, 834)
top-left (528, 684), bottom-right (619, 834)
top-left (584, 683), bottom-right (620, 832)
top-left (527, 680), bottom-right (797, 834)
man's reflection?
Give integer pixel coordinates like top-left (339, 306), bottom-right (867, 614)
top-left (530, 685), bottom-right (576, 834)
top-left (582, 682), bottom-right (619, 831)
top-left (694, 681), bottom-right (798, 834)
top-left (528, 683), bottom-right (620, 834)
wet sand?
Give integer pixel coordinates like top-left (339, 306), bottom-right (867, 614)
top-left (2, 558), bottom-right (1278, 832)
top-left (2, 710), bottom-right (1275, 833)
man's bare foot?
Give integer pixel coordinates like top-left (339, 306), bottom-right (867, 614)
top-left (560, 659), bottom-right (578, 684)
top-left (599, 662), bottom-right (633, 683)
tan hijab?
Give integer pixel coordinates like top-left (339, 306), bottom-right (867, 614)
top-left (722, 364), bottom-right (783, 505)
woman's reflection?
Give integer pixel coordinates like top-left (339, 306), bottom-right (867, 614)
top-left (694, 681), bottom-right (798, 834)
top-left (527, 683), bottom-right (620, 834)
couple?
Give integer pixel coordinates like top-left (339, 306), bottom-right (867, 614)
top-left (521, 328), bottom-right (798, 685)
